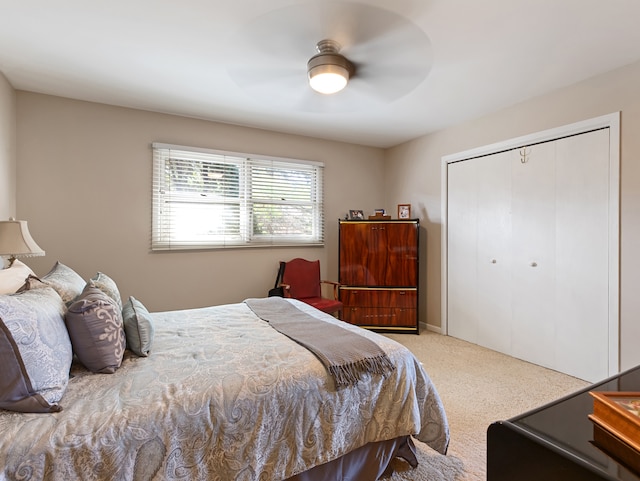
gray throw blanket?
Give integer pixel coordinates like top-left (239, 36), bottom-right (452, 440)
top-left (244, 297), bottom-right (395, 388)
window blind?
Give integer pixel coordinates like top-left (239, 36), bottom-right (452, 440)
top-left (152, 143), bottom-right (324, 250)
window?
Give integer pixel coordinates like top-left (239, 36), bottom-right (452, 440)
top-left (151, 143), bottom-right (324, 250)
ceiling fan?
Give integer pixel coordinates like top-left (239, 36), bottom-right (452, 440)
top-left (226, 2), bottom-right (433, 113)
top-left (307, 39), bottom-right (355, 95)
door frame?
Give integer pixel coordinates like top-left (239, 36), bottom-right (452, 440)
top-left (441, 112), bottom-right (620, 376)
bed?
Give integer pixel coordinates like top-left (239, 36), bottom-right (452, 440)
top-left (0, 261), bottom-right (449, 481)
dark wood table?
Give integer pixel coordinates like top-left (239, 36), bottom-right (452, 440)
top-left (487, 365), bottom-right (640, 480)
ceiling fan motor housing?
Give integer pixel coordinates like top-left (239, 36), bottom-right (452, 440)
top-left (307, 40), bottom-right (355, 76)
top-left (307, 40), bottom-right (355, 93)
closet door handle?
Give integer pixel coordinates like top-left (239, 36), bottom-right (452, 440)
top-left (530, 261), bottom-right (538, 267)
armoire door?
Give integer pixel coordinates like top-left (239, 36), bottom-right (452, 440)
top-left (446, 127), bottom-right (611, 382)
top-left (339, 222), bottom-right (418, 286)
top-left (339, 222), bottom-right (373, 285)
top-left (379, 222), bottom-right (418, 286)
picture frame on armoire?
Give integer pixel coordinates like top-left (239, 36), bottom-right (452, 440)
top-left (397, 204), bottom-right (411, 219)
top-left (349, 209), bottom-right (364, 220)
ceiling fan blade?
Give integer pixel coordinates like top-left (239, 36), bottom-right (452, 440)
top-left (228, 66), bottom-right (304, 89)
top-left (226, 1), bottom-right (433, 112)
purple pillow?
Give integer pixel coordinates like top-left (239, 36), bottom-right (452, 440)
top-left (65, 287), bottom-right (126, 374)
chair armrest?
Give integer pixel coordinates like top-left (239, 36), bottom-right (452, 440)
top-left (278, 283), bottom-right (292, 298)
top-left (320, 280), bottom-right (341, 300)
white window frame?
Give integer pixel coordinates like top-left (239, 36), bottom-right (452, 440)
top-left (152, 143), bottom-right (324, 250)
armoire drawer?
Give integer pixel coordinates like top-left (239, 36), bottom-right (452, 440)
top-left (342, 307), bottom-right (416, 328)
top-left (340, 288), bottom-right (416, 309)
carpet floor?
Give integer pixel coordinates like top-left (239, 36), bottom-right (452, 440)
top-left (384, 331), bottom-right (590, 480)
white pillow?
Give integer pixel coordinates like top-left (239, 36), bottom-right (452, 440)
top-left (0, 260), bottom-right (35, 294)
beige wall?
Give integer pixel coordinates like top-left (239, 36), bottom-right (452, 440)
top-left (0, 72), bottom-right (16, 222)
top-left (16, 92), bottom-right (385, 311)
top-left (12, 60), bottom-right (640, 368)
top-left (385, 59), bottom-right (640, 370)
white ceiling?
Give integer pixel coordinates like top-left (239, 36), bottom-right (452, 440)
top-left (2, 0), bottom-right (640, 148)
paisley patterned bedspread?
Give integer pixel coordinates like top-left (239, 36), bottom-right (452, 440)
top-left (0, 299), bottom-right (449, 481)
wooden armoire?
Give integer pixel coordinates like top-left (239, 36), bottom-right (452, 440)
top-left (338, 219), bottom-right (419, 333)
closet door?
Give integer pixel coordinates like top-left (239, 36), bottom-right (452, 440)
top-left (447, 150), bottom-right (512, 351)
top-left (553, 129), bottom-right (609, 381)
top-left (447, 158), bottom-right (479, 343)
top-left (510, 142), bottom-right (557, 370)
top-left (475, 151), bottom-right (512, 354)
top-left (446, 127), bottom-right (612, 382)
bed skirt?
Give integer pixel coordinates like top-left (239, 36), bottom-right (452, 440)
top-left (285, 436), bottom-right (418, 481)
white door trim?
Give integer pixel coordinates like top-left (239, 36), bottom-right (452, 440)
top-left (441, 112), bottom-right (620, 376)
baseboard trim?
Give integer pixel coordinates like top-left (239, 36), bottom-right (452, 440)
top-left (424, 323), bottom-right (442, 334)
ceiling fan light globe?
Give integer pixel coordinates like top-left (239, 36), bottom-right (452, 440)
top-left (308, 66), bottom-right (349, 94)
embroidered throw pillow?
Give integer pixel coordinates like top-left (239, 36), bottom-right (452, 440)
top-left (89, 272), bottom-right (122, 311)
top-left (65, 286), bottom-right (126, 374)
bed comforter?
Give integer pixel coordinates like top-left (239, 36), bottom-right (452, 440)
top-left (0, 298), bottom-right (449, 481)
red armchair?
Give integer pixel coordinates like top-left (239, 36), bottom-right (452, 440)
top-left (280, 258), bottom-right (342, 318)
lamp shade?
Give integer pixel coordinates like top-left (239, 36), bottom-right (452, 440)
top-left (308, 64), bottom-right (350, 94)
top-left (0, 218), bottom-right (45, 267)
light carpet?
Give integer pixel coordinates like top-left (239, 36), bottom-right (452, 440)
top-left (384, 331), bottom-right (590, 481)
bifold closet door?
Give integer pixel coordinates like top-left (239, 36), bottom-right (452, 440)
top-left (447, 150), bottom-right (512, 353)
top-left (553, 129), bottom-right (609, 381)
top-left (510, 141), bottom-right (557, 371)
top-left (447, 128), bottom-right (611, 382)
top-left (475, 151), bottom-right (513, 353)
top-left (447, 158), bottom-right (479, 344)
